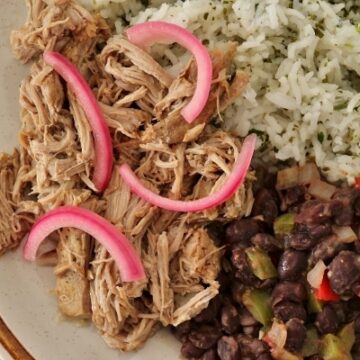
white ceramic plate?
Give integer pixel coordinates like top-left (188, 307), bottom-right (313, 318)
top-left (0, 1), bottom-right (180, 359)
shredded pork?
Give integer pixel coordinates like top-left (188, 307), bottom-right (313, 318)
top-left (5, 0), bottom-right (254, 352)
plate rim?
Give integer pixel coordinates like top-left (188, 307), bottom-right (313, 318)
top-left (0, 316), bottom-right (35, 360)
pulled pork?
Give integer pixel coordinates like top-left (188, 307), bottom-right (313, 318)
top-left (6, 0), bottom-right (254, 352)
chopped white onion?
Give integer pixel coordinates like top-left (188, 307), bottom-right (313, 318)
top-left (298, 163), bottom-right (320, 185)
top-left (308, 179), bottom-right (336, 201)
top-left (263, 321), bottom-right (287, 359)
top-left (307, 260), bottom-right (327, 289)
top-left (333, 226), bottom-right (357, 243)
top-left (276, 166), bottom-right (299, 190)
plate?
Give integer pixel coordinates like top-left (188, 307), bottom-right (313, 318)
top-left (0, 1), bottom-right (180, 359)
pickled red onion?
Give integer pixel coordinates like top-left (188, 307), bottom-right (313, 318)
top-left (43, 51), bottom-right (113, 192)
top-left (126, 21), bottom-right (213, 124)
top-left (118, 134), bottom-right (256, 212)
top-left (23, 206), bottom-right (145, 282)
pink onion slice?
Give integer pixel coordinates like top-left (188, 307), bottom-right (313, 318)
top-left (43, 51), bottom-right (113, 192)
top-left (126, 21), bottom-right (213, 124)
top-left (118, 134), bottom-right (256, 212)
top-left (23, 206), bottom-right (145, 282)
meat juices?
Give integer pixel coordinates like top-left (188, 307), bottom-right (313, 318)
top-left (174, 169), bottom-right (360, 359)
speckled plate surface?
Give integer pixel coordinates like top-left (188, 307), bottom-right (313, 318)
top-left (0, 1), bottom-right (179, 359)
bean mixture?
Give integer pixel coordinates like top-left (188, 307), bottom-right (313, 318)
top-left (173, 165), bottom-right (360, 360)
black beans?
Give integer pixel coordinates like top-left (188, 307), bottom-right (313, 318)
top-left (237, 335), bottom-right (270, 359)
top-left (189, 327), bottom-right (222, 350)
top-left (217, 336), bottom-right (240, 360)
top-left (271, 281), bottom-right (307, 307)
top-left (309, 235), bottom-right (345, 265)
top-left (278, 250), bottom-right (307, 280)
top-left (296, 200), bottom-right (332, 225)
top-left (195, 296), bottom-right (221, 323)
top-left (175, 167), bottom-right (360, 360)
top-left (200, 348), bottom-right (218, 360)
top-left (355, 314), bottom-right (360, 333)
top-left (330, 199), bottom-right (354, 226)
top-left (280, 186), bottom-right (305, 211)
top-left (230, 281), bottom-right (244, 305)
top-left (273, 301), bottom-right (307, 322)
top-left (231, 249), bottom-right (261, 286)
top-left (181, 341), bottom-right (205, 358)
top-left (315, 305), bottom-right (339, 334)
top-left (220, 305), bottom-right (240, 334)
top-left (285, 318), bottom-right (306, 353)
top-left (173, 321), bottom-right (192, 342)
top-left (251, 233), bottom-right (282, 252)
top-left (251, 189), bottom-right (279, 224)
top-left (285, 231), bottom-right (317, 251)
top-left (328, 251), bottom-right (360, 295)
top-left (308, 223), bottom-right (332, 239)
top-left (225, 219), bottom-right (261, 245)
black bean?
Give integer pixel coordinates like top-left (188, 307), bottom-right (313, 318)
top-left (251, 233), bottom-right (282, 252)
top-left (195, 296), bottom-right (221, 323)
top-left (309, 235), bottom-right (345, 266)
top-left (272, 282), bottom-right (307, 307)
top-left (330, 199), bottom-right (354, 226)
top-left (315, 305), bottom-right (339, 335)
top-left (296, 200), bottom-right (332, 225)
top-left (238, 308), bottom-right (258, 327)
top-left (220, 304), bottom-right (240, 334)
top-left (307, 355), bottom-right (323, 360)
top-left (189, 326), bottom-right (222, 350)
top-left (273, 301), bottom-right (307, 322)
top-left (328, 251), bottom-right (360, 295)
top-left (354, 197), bottom-right (360, 217)
top-left (200, 348), bottom-right (218, 360)
top-left (242, 324), bottom-right (261, 338)
top-left (237, 335), bottom-right (270, 359)
top-left (278, 250), bottom-right (307, 281)
top-left (217, 336), bottom-right (240, 360)
top-left (355, 314), bottom-right (360, 333)
top-left (225, 219), bottom-right (261, 245)
top-left (172, 321), bottom-right (192, 342)
top-left (280, 186), bottom-right (306, 211)
top-left (285, 318), bottom-right (306, 353)
top-left (207, 221), bottom-right (226, 246)
top-left (352, 340), bottom-right (360, 360)
top-left (231, 281), bottom-right (244, 305)
top-left (308, 223), bottom-right (332, 239)
top-left (285, 231), bottom-right (317, 251)
top-left (181, 340), bottom-right (205, 359)
top-left (232, 249), bottom-right (261, 286)
top-left (251, 189), bottom-right (279, 224)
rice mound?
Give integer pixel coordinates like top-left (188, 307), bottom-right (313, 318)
top-left (86, 0), bottom-right (360, 184)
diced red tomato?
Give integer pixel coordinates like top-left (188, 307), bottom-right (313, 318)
top-left (315, 271), bottom-right (340, 302)
top-left (355, 177), bottom-right (360, 189)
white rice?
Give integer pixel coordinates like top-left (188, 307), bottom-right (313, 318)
top-left (85, 0), bottom-right (360, 184)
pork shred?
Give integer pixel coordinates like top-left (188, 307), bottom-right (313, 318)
top-left (7, 0), bottom-right (254, 352)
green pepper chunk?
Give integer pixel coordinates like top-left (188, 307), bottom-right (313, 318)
top-left (302, 327), bottom-right (320, 357)
top-left (320, 334), bottom-right (351, 360)
top-left (273, 213), bottom-right (295, 237)
top-left (245, 247), bottom-right (277, 280)
top-left (242, 289), bottom-right (273, 326)
top-left (307, 291), bottom-right (323, 314)
top-left (337, 322), bottom-right (355, 353)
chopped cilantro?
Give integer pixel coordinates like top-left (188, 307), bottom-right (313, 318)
top-left (334, 101), bottom-right (348, 111)
top-left (317, 132), bottom-right (325, 144)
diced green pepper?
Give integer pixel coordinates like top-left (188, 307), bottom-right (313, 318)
top-left (307, 291), bottom-right (323, 313)
top-left (242, 289), bottom-right (273, 326)
top-left (302, 327), bottom-right (320, 357)
top-left (274, 213), bottom-right (295, 237)
top-left (338, 322), bottom-right (355, 353)
top-left (320, 334), bottom-right (352, 360)
top-left (245, 247), bottom-right (277, 280)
